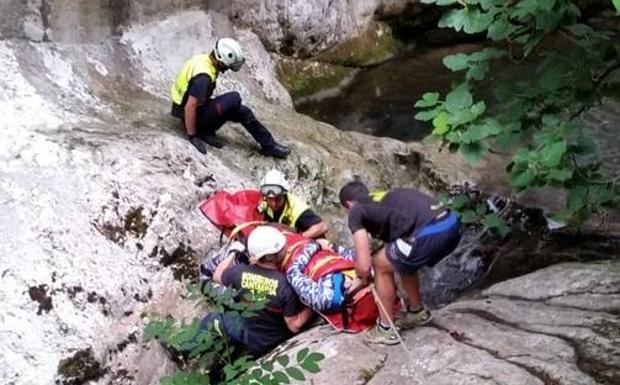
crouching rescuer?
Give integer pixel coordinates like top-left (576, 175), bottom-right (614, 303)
top-left (170, 37), bottom-right (291, 158)
top-left (199, 226), bottom-right (314, 357)
top-left (339, 180), bottom-right (462, 345)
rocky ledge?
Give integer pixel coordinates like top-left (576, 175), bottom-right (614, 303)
top-left (274, 261), bottom-right (620, 385)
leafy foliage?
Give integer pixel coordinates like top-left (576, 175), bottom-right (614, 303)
top-left (144, 282), bottom-right (324, 385)
top-left (417, 0), bottom-right (620, 226)
top-left (438, 189), bottom-right (510, 237)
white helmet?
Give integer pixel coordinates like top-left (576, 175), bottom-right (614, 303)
top-left (247, 226), bottom-right (286, 264)
top-left (213, 38), bottom-right (245, 72)
top-left (260, 169), bottom-right (290, 197)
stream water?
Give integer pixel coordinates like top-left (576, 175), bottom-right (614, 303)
top-left (296, 44), bottom-right (482, 141)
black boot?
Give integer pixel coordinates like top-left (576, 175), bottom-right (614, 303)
top-left (199, 134), bottom-right (225, 148)
top-left (260, 143), bottom-right (291, 159)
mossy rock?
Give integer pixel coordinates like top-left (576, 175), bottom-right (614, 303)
top-left (316, 21), bottom-right (402, 67)
top-left (57, 348), bottom-right (106, 385)
top-left (276, 57), bottom-right (355, 100)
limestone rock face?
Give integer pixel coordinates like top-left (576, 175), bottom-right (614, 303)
top-left (0, 6), bottom-right (426, 385)
top-left (211, 0), bottom-right (383, 56)
top-left (280, 261), bottom-right (620, 385)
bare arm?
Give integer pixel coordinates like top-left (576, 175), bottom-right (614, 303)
top-left (213, 253), bottom-right (235, 284)
top-left (284, 307), bottom-right (314, 333)
top-left (352, 229), bottom-right (372, 285)
top-left (301, 220), bottom-right (328, 239)
top-left (184, 95), bottom-right (199, 136)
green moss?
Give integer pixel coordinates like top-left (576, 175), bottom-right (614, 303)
top-left (317, 21), bottom-right (402, 67)
top-left (57, 348), bottom-right (106, 385)
top-left (124, 206), bottom-right (148, 238)
top-left (276, 58), bottom-right (354, 100)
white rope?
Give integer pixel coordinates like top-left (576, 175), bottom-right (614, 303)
top-left (370, 284), bottom-right (427, 382)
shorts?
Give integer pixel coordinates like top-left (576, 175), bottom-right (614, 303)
top-left (386, 212), bottom-right (461, 274)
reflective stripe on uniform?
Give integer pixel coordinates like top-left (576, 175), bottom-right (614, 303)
top-left (170, 54), bottom-right (219, 105)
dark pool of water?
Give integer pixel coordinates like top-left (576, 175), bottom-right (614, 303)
top-left (296, 43), bottom-right (483, 141)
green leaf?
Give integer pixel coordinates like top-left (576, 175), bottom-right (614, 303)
top-left (438, 9), bottom-right (466, 31)
top-left (448, 109), bottom-right (476, 126)
top-left (460, 210), bottom-right (477, 224)
top-left (443, 53), bottom-right (470, 71)
top-left (470, 101), bottom-right (487, 116)
top-left (548, 168), bottom-right (573, 183)
top-left (261, 361), bottom-right (274, 372)
top-left (450, 194), bottom-right (470, 211)
top-left (466, 62), bottom-right (490, 80)
top-left (300, 361), bottom-right (321, 374)
top-left (445, 84), bottom-right (473, 113)
top-left (510, 166), bottom-right (536, 191)
top-left (432, 112), bottom-right (450, 135)
top-left (415, 92), bottom-right (440, 107)
top-left (460, 121), bottom-right (500, 143)
top-left (296, 348), bottom-right (309, 363)
top-left (285, 367), bottom-right (305, 381)
top-left (415, 108), bottom-right (441, 121)
top-left (463, 9), bottom-right (493, 34)
top-left (276, 355), bottom-right (290, 367)
top-left (614, 0), bottom-right (620, 14)
top-left (487, 19), bottom-right (512, 40)
top-left (482, 214), bottom-right (510, 237)
top-left (305, 352), bottom-right (325, 363)
top-left (459, 141), bottom-right (488, 165)
top-left (540, 139), bottom-right (567, 168)
top-left (271, 370), bottom-right (290, 385)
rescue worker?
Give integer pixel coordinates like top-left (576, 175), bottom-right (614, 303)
top-left (258, 169), bottom-right (328, 239)
top-left (339, 180), bottom-right (461, 345)
top-left (170, 37), bottom-right (290, 158)
top-left (202, 226), bottom-right (314, 357)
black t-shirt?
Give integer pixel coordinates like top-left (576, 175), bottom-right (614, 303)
top-left (171, 74), bottom-right (216, 118)
top-left (347, 188), bottom-right (439, 242)
top-left (221, 264), bottom-right (304, 356)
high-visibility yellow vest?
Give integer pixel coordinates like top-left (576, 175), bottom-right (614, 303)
top-left (259, 193), bottom-right (309, 229)
top-left (170, 54), bottom-right (218, 105)
top-left (369, 190), bottom-right (387, 202)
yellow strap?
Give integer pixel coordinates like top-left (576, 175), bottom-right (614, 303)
top-left (342, 269), bottom-right (355, 279)
top-left (228, 221), bottom-right (266, 241)
top-left (280, 239), bottom-right (308, 270)
top-left (308, 255), bottom-right (340, 278)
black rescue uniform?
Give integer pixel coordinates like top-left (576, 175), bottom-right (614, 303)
top-left (218, 264), bottom-right (304, 356)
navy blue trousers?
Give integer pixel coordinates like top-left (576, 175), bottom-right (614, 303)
top-left (196, 92), bottom-right (275, 148)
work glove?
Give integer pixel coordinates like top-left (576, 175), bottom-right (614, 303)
top-left (188, 135), bottom-right (207, 154)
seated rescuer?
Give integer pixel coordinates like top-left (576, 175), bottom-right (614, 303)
top-left (202, 226), bottom-right (314, 357)
top-left (170, 37), bottom-right (290, 158)
top-left (339, 181), bottom-right (461, 345)
top-left (258, 169), bottom-right (328, 239)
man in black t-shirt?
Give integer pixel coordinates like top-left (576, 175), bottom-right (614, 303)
top-left (339, 181), bottom-right (461, 345)
top-left (170, 37), bottom-right (290, 158)
top-left (201, 226), bottom-right (313, 357)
